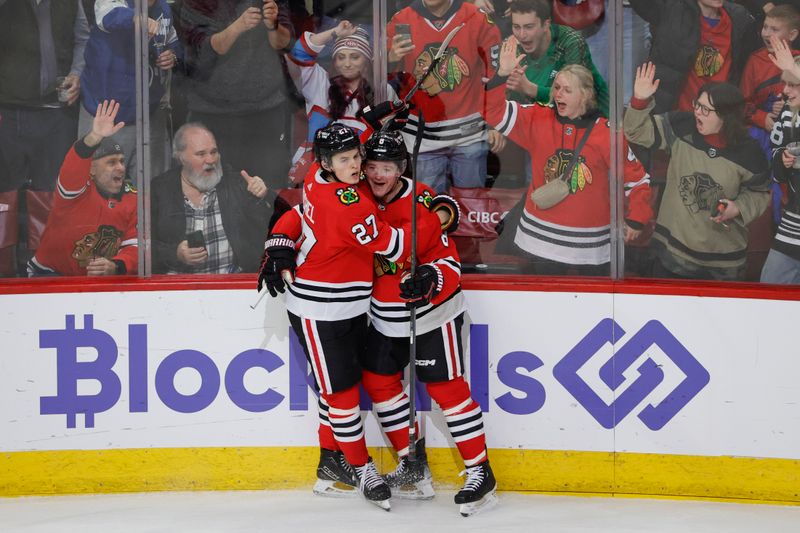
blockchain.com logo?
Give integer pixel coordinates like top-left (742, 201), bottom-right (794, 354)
top-left (553, 319), bottom-right (710, 430)
top-left (35, 315), bottom-right (709, 431)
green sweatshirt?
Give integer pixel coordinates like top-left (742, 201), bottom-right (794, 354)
top-left (508, 24), bottom-right (609, 117)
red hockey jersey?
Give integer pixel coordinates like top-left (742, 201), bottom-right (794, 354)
top-left (485, 83), bottom-right (653, 265)
top-left (274, 177), bottom-right (462, 335)
top-left (31, 144), bottom-right (138, 276)
top-left (368, 177), bottom-right (464, 337)
top-left (388, 0), bottom-right (501, 152)
top-left (274, 166), bottom-right (410, 321)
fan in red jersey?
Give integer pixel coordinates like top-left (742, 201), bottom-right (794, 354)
top-left (387, 0), bottom-right (503, 193)
top-left (28, 100), bottom-right (137, 277)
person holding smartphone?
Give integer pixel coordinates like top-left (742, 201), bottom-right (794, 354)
top-left (387, 0), bottom-right (503, 193)
top-left (150, 122), bottom-right (276, 274)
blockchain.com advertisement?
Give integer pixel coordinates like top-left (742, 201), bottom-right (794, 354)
top-left (1, 289), bottom-right (798, 460)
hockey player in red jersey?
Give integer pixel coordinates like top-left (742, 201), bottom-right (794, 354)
top-left (359, 130), bottom-right (497, 517)
top-left (28, 100), bottom-right (137, 277)
top-left (262, 129), bottom-right (496, 516)
top-left (260, 123), bottom-right (408, 510)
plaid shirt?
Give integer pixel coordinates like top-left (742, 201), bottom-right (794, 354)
top-left (173, 189), bottom-right (240, 274)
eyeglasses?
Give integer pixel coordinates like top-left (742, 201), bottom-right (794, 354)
top-left (692, 99), bottom-right (716, 116)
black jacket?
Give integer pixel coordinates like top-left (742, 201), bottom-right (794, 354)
top-left (0, 0), bottom-right (79, 105)
top-left (151, 166), bottom-right (275, 274)
top-left (630, 0), bottom-right (754, 114)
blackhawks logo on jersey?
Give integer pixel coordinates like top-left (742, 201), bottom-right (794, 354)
top-left (413, 45), bottom-right (470, 96)
top-left (72, 224), bottom-right (123, 267)
top-left (678, 172), bottom-right (724, 214)
top-left (417, 189), bottom-right (434, 209)
top-left (694, 45), bottom-right (724, 77)
top-left (543, 149), bottom-right (593, 194)
top-left (374, 254), bottom-right (405, 277)
top-left (336, 186), bottom-right (360, 205)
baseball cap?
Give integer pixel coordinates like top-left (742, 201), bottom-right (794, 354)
top-left (93, 137), bottom-right (125, 160)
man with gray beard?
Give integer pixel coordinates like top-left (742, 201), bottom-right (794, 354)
top-left (151, 122), bottom-right (276, 274)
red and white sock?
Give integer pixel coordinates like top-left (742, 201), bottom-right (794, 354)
top-left (427, 377), bottom-right (487, 467)
top-left (324, 385), bottom-right (368, 466)
top-left (362, 370), bottom-right (419, 457)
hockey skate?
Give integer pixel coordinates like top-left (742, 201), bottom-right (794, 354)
top-left (454, 461), bottom-right (497, 517)
top-left (354, 458), bottom-right (392, 511)
top-left (313, 448), bottom-right (358, 498)
top-left (382, 438), bottom-right (435, 500)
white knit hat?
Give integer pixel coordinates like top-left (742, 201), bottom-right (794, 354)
top-left (332, 27), bottom-right (372, 61)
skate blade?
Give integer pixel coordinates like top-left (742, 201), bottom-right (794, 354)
top-left (312, 479), bottom-right (358, 498)
top-left (459, 489), bottom-right (498, 517)
top-left (368, 498), bottom-right (391, 511)
top-left (390, 478), bottom-right (435, 500)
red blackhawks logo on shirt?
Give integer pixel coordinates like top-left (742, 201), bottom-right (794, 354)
top-left (694, 44), bottom-right (724, 77)
top-left (544, 149), bottom-right (593, 194)
top-left (413, 44), bottom-right (470, 96)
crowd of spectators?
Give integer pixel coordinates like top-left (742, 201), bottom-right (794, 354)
top-left (3, 0), bottom-right (800, 285)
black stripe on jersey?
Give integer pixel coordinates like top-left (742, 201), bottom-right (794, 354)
top-left (382, 230), bottom-right (402, 261)
top-left (654, 225), bottom-right (747, 261)
top-left (404, 129), bottom-right (486, 142)
top-left (518, 223), bottom-right (611, 249)
top-left (437, 257), bottom-right (462, 273)
top-left (287, 285), bottom-right (371, 304)
top-left (291, 280), bottom-right (372, 294)
top-left (496, 101), bottom-right (516, 135)
top-left (405, 115), bottom-right (484, 133)
top-left (521, 212), bottom-right (610, 239)
top-left (370, 289), bottom-right (461, 322)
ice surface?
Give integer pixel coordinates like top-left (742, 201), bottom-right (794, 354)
top-left (2, 490), bottom-right (798, 533)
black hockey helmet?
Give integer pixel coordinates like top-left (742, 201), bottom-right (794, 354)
top-left (364, 130), bottom-right (407, 163)
top-left (313, 123), bottom-right (361, 163)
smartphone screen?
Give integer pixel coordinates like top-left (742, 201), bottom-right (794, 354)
top-left (395, 23), bottom-right (411, 41)
top-left (186, 230), bottom-right (206, 249)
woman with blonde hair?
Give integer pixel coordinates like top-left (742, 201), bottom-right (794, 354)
top-left (484, 38), bottom-right (654, 275)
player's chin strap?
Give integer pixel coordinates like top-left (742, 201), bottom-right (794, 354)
top-left (380, 22), bottom-right (465, 134)
top-left (407, 108), bottom-right (425, 463)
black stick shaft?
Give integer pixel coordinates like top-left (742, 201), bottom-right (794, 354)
top-left (407, 110), bottom-right (425, 462)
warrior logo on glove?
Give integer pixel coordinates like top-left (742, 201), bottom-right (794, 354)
top-left (257, 234), bottom-right (297, 297)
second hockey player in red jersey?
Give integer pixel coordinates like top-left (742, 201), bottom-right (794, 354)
top-left (359, 130), bottom-right (497, 517)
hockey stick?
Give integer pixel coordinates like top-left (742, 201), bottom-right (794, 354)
top-left (407, 109), bottom-right (425, 462)
top-left (250, 271), bottom-right (295, 309)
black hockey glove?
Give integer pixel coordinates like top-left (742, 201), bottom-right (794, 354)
top-left (430, 194), bottom-right (461, 234)
top-left (357, 99), bottom-right (410, 131)
top-left (399, 264), bottom-right (441, 308)
top-left (257, 234), bottom-right (297, 297)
